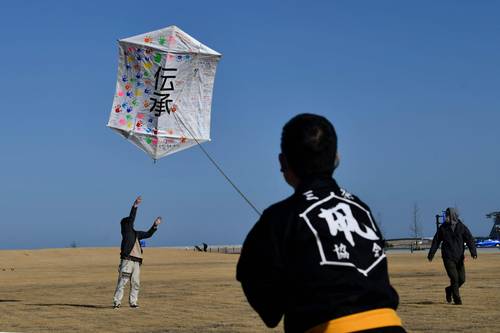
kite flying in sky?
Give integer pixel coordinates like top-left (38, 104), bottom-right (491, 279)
top-left (108, 25), bottom-right (221, 161)
top-left (107, 26), bottom-right (259, 215)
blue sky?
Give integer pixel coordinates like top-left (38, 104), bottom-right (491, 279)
top-left (0, 1), bottom-right (499, 249)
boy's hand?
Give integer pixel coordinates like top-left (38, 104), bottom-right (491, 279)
top-left (154, 217), bottom-right (162, 226)
top-left (134, 196), bottom-right (142, 207)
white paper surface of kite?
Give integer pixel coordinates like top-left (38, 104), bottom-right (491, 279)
top-left (107, 26), bottom-right (221, 160)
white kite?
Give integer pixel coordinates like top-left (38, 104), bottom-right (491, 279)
top-left (107, 26), bottom-right (221, 160)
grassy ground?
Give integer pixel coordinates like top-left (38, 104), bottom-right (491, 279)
top-left (0, 248), bottom-right (498, 332)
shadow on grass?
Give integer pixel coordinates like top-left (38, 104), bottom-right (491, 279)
top-left (402, 300), bottom-right (437, 305)
top-left (28, 303), bottom-right (110, 309)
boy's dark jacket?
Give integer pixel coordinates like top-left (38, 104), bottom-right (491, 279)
top-left (428, 211), bottom-right (477, 262)
top-left (120, 205), bottom-right (157, 262)
top-left (236, 177), bottom-right (399, 333)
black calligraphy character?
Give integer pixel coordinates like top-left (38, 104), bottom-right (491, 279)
top-left (150, 67), bottom-right (177, 116)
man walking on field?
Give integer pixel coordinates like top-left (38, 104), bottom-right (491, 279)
top-left (113, 196), bottom-right (162, 309)
top-left (428, 207), bottom-right (477, 305)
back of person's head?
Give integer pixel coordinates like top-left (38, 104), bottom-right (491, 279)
top-left (281, 113), bottom-right (337, 179)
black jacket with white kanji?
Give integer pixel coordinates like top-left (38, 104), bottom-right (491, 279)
top-left (236, 177), bottom-right (399, 333)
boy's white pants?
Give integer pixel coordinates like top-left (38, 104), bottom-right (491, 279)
top-left (113, 259), bottom-right (141, 306)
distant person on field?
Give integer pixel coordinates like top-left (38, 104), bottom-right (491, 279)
top-left (237, 114), bottom-right (406, 333)
top-left (428, 207), bottom-right (477, 305)
top-left (113, 196), bottom-right (162, 309)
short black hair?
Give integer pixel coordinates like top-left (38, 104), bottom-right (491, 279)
top-left (281, 113), bottom-right (337, 178)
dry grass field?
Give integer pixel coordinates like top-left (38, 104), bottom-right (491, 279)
top-left (0, 248), bottom-right (498, 332)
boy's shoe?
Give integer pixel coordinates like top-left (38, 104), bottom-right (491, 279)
top-left (445, 287), bottom-right (452, 303)
top-left (113, 303), bottom-right (120, 309)
top-left (130, 304), bottom-right (139, 308)
top-left (453, 296), bottom-right (462, 305)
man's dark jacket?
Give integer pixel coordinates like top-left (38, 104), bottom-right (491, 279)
top-left (428, 219), bottom-right (477, 262)
top-left (236, 177), bottom-right (399, 333)
top-left (120, 205), bottom-right (157, 262)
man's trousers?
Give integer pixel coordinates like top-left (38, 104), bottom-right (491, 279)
top-left (113, 259), bottom-right (141, 306)
top-left (443, 258), bottom-right (465, 302)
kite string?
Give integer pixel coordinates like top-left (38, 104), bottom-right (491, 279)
top-left (173, 112), bottom-right (262, 217)
top-left (166, 57), bottom-right (261, 216)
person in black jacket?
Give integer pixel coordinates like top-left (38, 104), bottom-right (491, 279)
top-left (112, 196), bottom-right (161, 309)
top-left (237, 114), bottom-right (405, 333)
top-left (427, 207), bottom-right (477, 305)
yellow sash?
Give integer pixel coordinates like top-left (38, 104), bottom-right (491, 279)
top-left (306, 308), bottom-right (402, 333)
